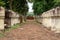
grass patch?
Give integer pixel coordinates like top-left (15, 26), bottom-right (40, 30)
top-left (0, 23), bottom-right (21, 38)
top-left (0, 22), bottom-right (26, 38)
top-left (4, 22), bottom-right (25, 32)
top-left (0, 33), bottom-right (5, 37)
top-left (4, 23), bottom-right (20, 32)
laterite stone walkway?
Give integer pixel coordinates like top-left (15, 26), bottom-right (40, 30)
top-left (0, 21), bottom-right (60, 40)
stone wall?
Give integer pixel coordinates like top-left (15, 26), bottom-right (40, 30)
top-left (6, 10), bottom-right (20, 26)
top-left (0, 7), bottom-right (5, 30)
top-left (0, 7), bottom-right (20, 30)
top-left (37, 6), bottom-right (60, 33)
top-left (10, 11), bottom-right (20, 26)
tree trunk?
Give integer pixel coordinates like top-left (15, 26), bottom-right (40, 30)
top-left (35, 13), bottom-right (37, 21)
top-left (10, 0), bottom-right (13, 10)
top-left (23, 13), bottom-right (27, 22)
top-left (24, 15), bottom-right (26, 22)
top-left (19, 15), bottom-right (23, 23)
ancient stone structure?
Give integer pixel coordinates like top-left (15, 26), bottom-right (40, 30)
top-left (0, 7), bottom-right (20, 30)
top-left (0, 7), bottom-right (5, 30)
top-left (5, 10), bottom-right (20, 28)
top-left (37, 6), bottom-right (60, 33)
top-left (9, 10), bottom-right (20, 26)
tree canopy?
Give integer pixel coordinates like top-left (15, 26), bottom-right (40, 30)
top-left (28, 0), bottom-right (34, 3)
top-left (0, 0), bottom-right (28, 15)
top-left (0, 0), bottom-right (5, 6)
top-left (12, 0), bottom-right (28, 15)
top-left (33, 0), bottom-right (60, 15)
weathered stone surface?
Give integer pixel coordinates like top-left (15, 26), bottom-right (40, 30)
top-left (11, 18), bottom-right (20, 26)
top-left (37, 6), bottom-right (60, 33)
top-left (5, 10), bottom-right (20, 26)
top-left (0, 7), bottom-right (5, 17)
top-left (0, 7), bottom-right (20, 30)
top-left (0, 7), bottom-right (5, 30)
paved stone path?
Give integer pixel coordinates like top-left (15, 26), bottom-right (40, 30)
top-left (0, 21), bottom-right (60, 40)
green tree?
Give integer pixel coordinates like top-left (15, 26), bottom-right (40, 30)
top-left (12, 0), bottom-right (28, 23)
top-left (33, 0), bottom-right (46, 15)
top-left (33, 0), bottom-right (60, 15)
top-left (0, 0), bottom-right (5, 7)
top-left (1, 0), bottom-right (28, 23)
top-left (28, 0), bottom-right (34, 3)
top-left (54, 0), bottom-right (60, 6)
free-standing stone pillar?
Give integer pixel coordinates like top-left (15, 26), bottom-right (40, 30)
top-left (0, 7), bottom-right (5, 30)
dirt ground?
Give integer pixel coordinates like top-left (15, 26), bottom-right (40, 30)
top-left (0, 21), bottom-right (60, 40)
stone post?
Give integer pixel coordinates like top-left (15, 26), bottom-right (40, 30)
top-left (0, 7), bottom-right (5, 30)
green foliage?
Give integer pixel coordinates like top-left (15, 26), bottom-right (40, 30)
top-left (0, 0), bottom-right (5, 6)
top-left (2, 0), bottom-right (10, 9)
top-left (0, 0), bottom-right (28, 15)
top-left (12, 0), bottom-right (28, 15)
top-left (54, 0), bottom-right (60, 6)
top-left (28, 0), bottom-right (34, 3)
top-left (27, 12), bottom-right (34, 16)
top-left (33, 0), bottom-right (47, 15)
top-left (33, 0), bottom-right (60, 15)
top-left (0, 33), bottom-right (5, 37)
top-left (4, 23), bottom-right (20, 32)
top-left (33, 0), bottom-right (46, 15)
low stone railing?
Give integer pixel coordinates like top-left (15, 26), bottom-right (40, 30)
top-left (37, 6), bottom-right (60, 33)
top-left (0, 7), bottom-right (20, 30)
top-left (5, 10), bottom-right (20, 27)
